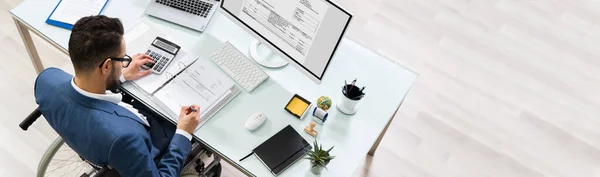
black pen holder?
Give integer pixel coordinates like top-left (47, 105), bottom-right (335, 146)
top-left (343, 84), bottom-right (364, 100)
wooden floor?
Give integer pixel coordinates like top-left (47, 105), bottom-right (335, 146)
top-left (2, 0), bottom-right (600, 176)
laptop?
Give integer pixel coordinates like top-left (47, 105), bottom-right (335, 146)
top-left (144, 0), bottom-right (221, 32)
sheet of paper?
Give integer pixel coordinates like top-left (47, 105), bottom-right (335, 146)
top-left (125, 18), bottom-right (163, 52)
top-left (132, 50), bottom-right (198, 94)
top-left (154, 59), bottom-right (237, 127)
top-left (125, 19), bottom-right (198, 94)
top-left (49, 0), bottom-right (107, 25)
top-left (124, 22), bottom-right (151, 45)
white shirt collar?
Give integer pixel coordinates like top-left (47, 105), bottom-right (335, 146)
top-left (71, 79), bottom-right (122, 104)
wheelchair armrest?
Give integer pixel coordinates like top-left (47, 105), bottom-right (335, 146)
top-left (93, 166), bottom-right (121, 177)
top-left (92, 167), bottom-right (109, 177)
top-left (20, 107), bottom-right (41, 131)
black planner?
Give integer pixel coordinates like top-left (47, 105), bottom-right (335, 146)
top-left (253, 125), bottom-right (311, 176)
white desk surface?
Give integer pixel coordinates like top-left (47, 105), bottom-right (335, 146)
top-left (11, 0), bottom-right (418, 176)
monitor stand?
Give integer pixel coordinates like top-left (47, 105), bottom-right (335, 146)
top-left (249, 40), bottom-right (288, 68)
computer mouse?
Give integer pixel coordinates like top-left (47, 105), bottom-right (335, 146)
top-left (245, 112), bottom-right (267, 131)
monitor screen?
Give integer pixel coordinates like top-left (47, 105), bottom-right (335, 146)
top-left (221, 0), bottom-right (352, 81)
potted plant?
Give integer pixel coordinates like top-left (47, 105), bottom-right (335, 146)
top-left (305, 140), bottom-right (335, 175)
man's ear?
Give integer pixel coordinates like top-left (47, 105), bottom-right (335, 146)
top-left (101, 58), bottom-right (112, 75)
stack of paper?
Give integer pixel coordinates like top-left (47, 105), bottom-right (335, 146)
top-left (132, 50), bottom-right (198, 94)
top-left (154, 59), bottom-right (240, 128)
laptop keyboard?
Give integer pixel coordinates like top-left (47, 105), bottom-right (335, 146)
top-left (156, 0), bottom-right (214, 17)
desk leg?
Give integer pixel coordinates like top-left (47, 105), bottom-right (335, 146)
top-left (220, 157), bottom-right (253, 177)
top-left (13, 17), bottom-right (44, 74)
top-left (368, 105), bottom-right (401, 156)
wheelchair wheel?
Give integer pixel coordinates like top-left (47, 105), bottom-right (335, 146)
top-left (37, 137), bottom-right (99, 177)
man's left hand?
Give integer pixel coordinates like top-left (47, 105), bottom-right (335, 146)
top-left (122, 53), bottom-right (154, 81)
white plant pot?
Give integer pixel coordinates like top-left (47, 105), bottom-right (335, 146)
top-left (310, 164), bottom-right (325, 175)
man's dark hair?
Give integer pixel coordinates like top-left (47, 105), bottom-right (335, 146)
top-left (68, 15), bottom-right (124, 72)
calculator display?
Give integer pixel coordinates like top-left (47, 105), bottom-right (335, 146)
top-left (153, 39), bottom-right (178, 54)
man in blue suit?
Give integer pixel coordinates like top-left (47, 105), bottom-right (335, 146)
top-left (35, 15), bottom-right (201, 176)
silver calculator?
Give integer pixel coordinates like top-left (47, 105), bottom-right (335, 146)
top-left (142, 37), bottom-right (181, 74)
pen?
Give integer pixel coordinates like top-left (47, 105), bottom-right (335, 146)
top-left (348, 79), bottom-right (357, 95)
top-left (186, 106), bottom-right (197, 115)
top-left (351, 93), bottom-right (363, 100)
top-left (344, 81), bottom-right (349, 94)
top-left (239, 152), bottom-right (254, 161)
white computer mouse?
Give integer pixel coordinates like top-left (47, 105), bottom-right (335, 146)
top-left (245, 112), bottom-right (267, 131)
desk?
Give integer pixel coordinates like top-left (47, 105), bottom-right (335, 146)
top-left (11, 0), bottom-right (418, 176)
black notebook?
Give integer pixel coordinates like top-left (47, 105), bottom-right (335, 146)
top-left (253, 125), bottom-right (311, 176)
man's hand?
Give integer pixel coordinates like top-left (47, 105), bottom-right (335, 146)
top-left (122, 53), bottom-right (154, 81)
top-left (177, 105), bottom-right (201, 134)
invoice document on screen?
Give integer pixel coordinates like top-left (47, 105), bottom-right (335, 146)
top-left (240, 0), bottom-right (329, 63)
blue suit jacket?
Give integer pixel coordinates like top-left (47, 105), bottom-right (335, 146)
top-left (35, 68), bottom-right (191, 177)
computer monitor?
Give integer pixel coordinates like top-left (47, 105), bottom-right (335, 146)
top-left (220, 0), bottom-right (352, 83)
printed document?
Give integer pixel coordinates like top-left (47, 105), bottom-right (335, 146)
top-left (132, 50), bottom-right (198, 94)
top-left (48, 0), bottom-right (107, 25)
top-left (154, 59), bottom-right (238, 127)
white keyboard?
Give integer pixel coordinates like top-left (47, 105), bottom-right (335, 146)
top-left (210, 42), bottom-right (268, 92)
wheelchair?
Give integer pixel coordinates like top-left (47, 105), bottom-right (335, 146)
top-left (19, 108), bottom-right (108, 177)
top-left (20, 97), bottom-right (223, 177)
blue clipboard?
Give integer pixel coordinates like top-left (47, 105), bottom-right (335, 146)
top-left (45, 0), bottom-right (110, 30)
